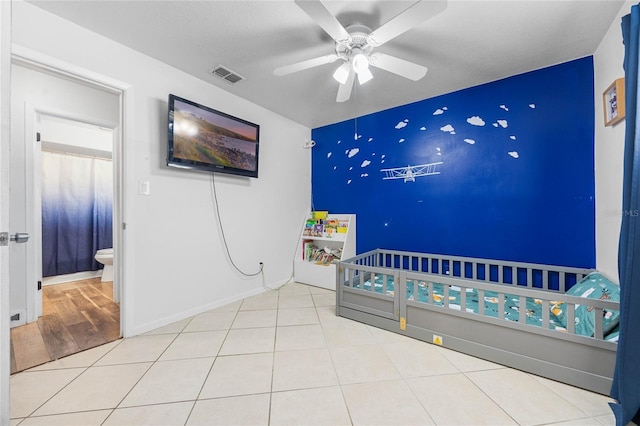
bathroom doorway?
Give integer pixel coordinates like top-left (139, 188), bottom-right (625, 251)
top-left (9, 115), bottom-right (121, 373)
top-left (37, 115), bottom-right (115, 293)
top-left (5, 50), bottom-right (131, 391)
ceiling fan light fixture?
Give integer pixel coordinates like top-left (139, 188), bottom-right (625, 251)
top-left (332, 62), bottom-right (350, 85)
top-left (357, 67), bottom-right (373, 85)
top-left (351, 49), bottom-right (373, 85)
top-left (351, 51), bottom-right (369, 74)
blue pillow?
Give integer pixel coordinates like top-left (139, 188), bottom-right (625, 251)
top-left (606, 325), bottom-right (620, 342)
top-left (554, 272), bottom-right (620, 337)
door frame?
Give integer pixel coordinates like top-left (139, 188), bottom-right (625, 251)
top-left (11, 45), bottom-right (135, 340)
top-left (27, 107), bottom-right (120, 321)
top-left (1, 1), bottom-right (12, 422)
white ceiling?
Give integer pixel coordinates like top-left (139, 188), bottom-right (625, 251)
top-left (26, 0), bottom-right (625, 129)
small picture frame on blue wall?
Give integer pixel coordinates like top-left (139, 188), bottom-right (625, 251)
top-left (603, 78), bottom-right (625, 127)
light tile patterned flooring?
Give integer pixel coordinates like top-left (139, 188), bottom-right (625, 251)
top-left (10, 282), bottom-right (616, 425)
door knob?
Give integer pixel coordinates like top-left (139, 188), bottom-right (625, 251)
top-left (10, 232), bottom-right (29, 243)
top-left (0, 232), bottom-right (29, 246)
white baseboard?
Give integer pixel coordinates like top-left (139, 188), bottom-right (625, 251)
top-left (42, 270), bottom-right (102, 286)
top-left (131, 286), bottom-right (268, 336)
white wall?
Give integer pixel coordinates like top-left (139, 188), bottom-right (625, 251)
top-left (593, 1), bottom-right (633, 282)
top-left (41, 116), bottom-right (114, 158)
top-left (11, 1), bottom-right (311, 334)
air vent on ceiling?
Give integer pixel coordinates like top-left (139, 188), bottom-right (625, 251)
top-left (211, 65), bottom-right (245, 84)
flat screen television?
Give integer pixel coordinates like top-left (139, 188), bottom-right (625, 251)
top-left (167, 94), bottom-right (260, 178)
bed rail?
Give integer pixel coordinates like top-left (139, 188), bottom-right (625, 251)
top-left (340, 256), bottom-right (615, 340)
top-left (342, 248), bottom-right (593, 292)
top-left (401, 270), bottom-right (619, 340)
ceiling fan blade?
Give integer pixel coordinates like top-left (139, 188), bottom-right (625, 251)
top-left (336, 68), bottom-right (356, 103)
top-left (273, 54), bottom-right (337, 76)
top-left (369, 52), bottom-right (427, 81)
top-left (294, 0), bottom-right (350, 42)
top-left (367, 0), bottom-right (447, 47)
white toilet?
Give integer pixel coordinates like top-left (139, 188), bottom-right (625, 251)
top-left (95, 248), bottom-right (114, 282)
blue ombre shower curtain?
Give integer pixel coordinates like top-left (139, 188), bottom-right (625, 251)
top-left (611, 5), bottom-right (640, 425)
top-left (41, 151), bottom-right (113, 277)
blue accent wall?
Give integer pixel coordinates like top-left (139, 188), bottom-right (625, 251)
top-left (311, 57), bottom-right (595, 268)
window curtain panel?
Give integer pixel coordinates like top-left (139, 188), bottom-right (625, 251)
top-left (41, 151), bottom-right (113, 277)
top-left (611, 5), bottom-right (640, 425)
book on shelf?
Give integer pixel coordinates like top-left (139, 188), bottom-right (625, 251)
top-left (302, 214), bottom-right (350, 239)
top-left (310, 225), bottom-right (322, 237)
top-left (308, 246), bottom-right (343, 266)
top-left (302, 240), bottom-right (314, 261)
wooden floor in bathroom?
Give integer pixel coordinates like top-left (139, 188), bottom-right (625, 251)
top-left (10, 278), bottom-right (120, 374)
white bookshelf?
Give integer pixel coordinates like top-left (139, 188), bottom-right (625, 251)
top-left (294, 213), bottom-right (356, 290)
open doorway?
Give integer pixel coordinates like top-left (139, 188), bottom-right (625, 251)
top-left (9, 115), bottom-right (120, 373)
top-left (7, 56), bottom-right (128, 373)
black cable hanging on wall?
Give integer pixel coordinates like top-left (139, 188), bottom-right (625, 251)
top-left (210, 173), bottom-right (263, 277)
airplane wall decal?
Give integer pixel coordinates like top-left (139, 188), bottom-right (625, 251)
top-left (380, 161), bottom-right (443, 183)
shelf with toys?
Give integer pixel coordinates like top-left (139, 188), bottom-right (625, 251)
top-left (294, 212), bottom-right (356, 290)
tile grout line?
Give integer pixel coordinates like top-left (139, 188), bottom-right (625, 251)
top-left (101, 333), bottom-right (183, 422)
top-left (184, 295), bottom-right (248, 425)
top-left (312, 289), bottom-right (356, 425)
top-left (525, 372), bottom-right (611, 420)
top-left (18, 335), bottom-right (127, 419)
top-left (266, 286), bottom-right (281, 426)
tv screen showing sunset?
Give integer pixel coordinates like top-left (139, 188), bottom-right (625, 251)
top-left (172, 99), bottom-right (258, 173)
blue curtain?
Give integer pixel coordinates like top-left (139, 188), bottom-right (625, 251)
top-left (611, 5), bottom-right (640, 425)
top-left (41, 151), bottom-right (113, 277)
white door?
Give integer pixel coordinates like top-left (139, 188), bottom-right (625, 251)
top-left (1, 1), bottom-right (12, 421)
top-left (0, 97), bottom-right (9, 423)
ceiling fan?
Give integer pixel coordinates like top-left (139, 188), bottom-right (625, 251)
top-left (273, 0), bottom-right (447, 102)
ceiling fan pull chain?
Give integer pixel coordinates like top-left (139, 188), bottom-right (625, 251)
top-left (354, 84), bottom-right (359, 140)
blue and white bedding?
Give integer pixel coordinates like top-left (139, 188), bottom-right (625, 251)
top-left (351, 271), bottom-right (620, 340)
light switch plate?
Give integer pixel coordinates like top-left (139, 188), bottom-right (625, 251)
top-left (138, 180), bottom-right (150, 195)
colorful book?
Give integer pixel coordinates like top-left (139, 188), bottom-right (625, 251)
top-left (302, 240), bottom-right (314, 260)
